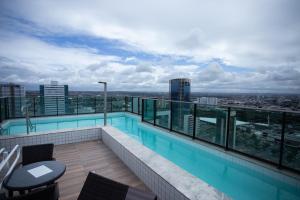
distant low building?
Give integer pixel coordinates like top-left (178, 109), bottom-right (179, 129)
top-left (40, 81), bottom-right (68, 115)
top-left (196, 97), bottom-right (218, 106)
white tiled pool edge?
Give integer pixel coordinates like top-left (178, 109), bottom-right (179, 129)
top-left (0, 127), bottom-right (101, 151)
top-left (102, 126), bottom-right (229, 200)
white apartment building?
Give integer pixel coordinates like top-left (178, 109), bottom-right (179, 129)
top-left (40, 81), bottom-right (68, 115)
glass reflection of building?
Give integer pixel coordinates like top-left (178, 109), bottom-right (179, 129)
top-left (169, 78), bottom-right (191, 131)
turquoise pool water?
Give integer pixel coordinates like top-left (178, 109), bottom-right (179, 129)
top-left (1, 113), bottom-right (300, 200)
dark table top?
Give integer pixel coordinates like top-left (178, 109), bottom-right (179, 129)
top-left (3, 161), bottom-right (66, 191)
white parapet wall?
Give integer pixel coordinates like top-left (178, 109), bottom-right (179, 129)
top-left (0, 127), bottom-right (101, 151)
top-left (101, 126), bottom-right (229, 200)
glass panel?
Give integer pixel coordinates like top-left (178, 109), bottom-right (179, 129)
top-left (95, 96), bottom-right (104, 113)
top-left (127, 97), bottom-right (133, 112)
top-left (6, 97), bottom-right (25, 118)
top-left (35, 96), bottom-right (57, 116)
top-left (78, 96), bottom-right (96, 114)
top-left (112, 96), bottom-right (125, 112)
top-left (143, 99), bottom-right (155, 124)
top-left (155, 100), bottom-right (170, 129)
top-left (171, 101), bottom-right (194, 137)
top-left (65, 96), bottom-right (77, 115)
top-left (283, 112), bottom-right (300, 171)
top-left (195, 105), bottom-right (227, 146)
top-left (132, 97), bottom-right (139, 114)
top-left (228, 108), bottom-right (282, 164)
top-left (26, 96), bottom-right (35, 117)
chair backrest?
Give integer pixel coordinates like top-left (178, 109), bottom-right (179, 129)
top-left (22, 144), bottom-right (54, 165)
top-left (78, 172), bottom-right (129, 200)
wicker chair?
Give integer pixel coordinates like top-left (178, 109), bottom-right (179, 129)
top-left (22, 144), bottom-right (55, 165)
top-left (78, 172), bottom-right (157, 200)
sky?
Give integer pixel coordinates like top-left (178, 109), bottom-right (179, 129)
top-left (0, 0), bottom-right (300, 93)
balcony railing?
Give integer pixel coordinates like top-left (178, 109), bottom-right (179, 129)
top-left (141, 98), bottom-right (300, 174)
top-left (1, 95), bottom-right (299, 174)
top-left (0, 96), bottom-right (130, 121)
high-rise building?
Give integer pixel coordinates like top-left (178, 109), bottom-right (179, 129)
top-left (169, 78), bottom-right (191, 101)
top-left (40, 81), bottom-right (68, 115)
top-left (0, 83), bottom-right (26, 118)
top-left (169, 78), bottom-right (191, 131)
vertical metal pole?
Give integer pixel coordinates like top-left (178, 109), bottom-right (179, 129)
top-left (56, 96), bottom-right (59, 116)
top-left (110, 96), bottom-right (113, 112)
top-left (154, 99), bottom-right (157, 125)
top-left (94, 96), bottom-right (97, 113)
top-left (278, 112), bottom-right (286, 168)
top-left (104, 83), bottom-right (107, 126)
top-left (131, 97), bottom-right (133, 113)
top-left (142, 98), bottom-right (144, 121)
top-left (225, 107), bottom-right (231, 150)
top-left (192, 104), bottom-right (197, 139)
top-left (76, 96), bottom-right (79, 115)
top-left (138, 97), bottom-right (140, 115)
top-left (26, 107), bottom-right (29, 135)
top-left (170, 101), bottom-right (173, 131)
top-left (33, 97), bottom-right (36, 117)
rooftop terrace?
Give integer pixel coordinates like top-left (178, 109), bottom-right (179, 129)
top-left (55, 140), bottom-right (148, 200)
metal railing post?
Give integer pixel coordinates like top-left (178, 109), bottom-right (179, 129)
top-left (33, 97), bottom-right (36, 117)
top-left (225, 107), bottom-right (231, 150)
top-left (138, 97), bottom-right (140, 115)
top-left (192, 104), bottom-right (197, 139)
top-left (76, 96), bottom-right (79, 115)
top-left (56, 96), bottom-right (59, 116)
top-left (170, 101), bottom-right (173, 131)
top-left (94, 96), bottom-right (97, 113)
top-left (103, 83), bottom-right (107, 126)
top-left (278, 112), bottom-right (286, 168)
top-left (141, 98), bottom-right (144, 121)
top-left (110, 96), bottom-right (113, 112)
top-left (131, 97), bottom-right (133, 113)
top-left (154, 99), bottom-right (157, 125)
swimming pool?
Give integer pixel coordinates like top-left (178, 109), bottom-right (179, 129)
top-left (1, 113), bottom-right (300, 200)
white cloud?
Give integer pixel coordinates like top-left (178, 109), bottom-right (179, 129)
top-left (0, 0), bottom-right (300, 92)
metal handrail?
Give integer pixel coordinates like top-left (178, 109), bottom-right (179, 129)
top-left (0, 145), bottom-right (21, 189)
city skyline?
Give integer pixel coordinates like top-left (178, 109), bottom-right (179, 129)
top-left (0, 0), bottom-right (300, 93)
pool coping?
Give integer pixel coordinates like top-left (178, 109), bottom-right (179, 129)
top-left (102, 125), bottom-right (230, 200)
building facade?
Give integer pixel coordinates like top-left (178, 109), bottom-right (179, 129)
top-left (0, 83), bottom-right (26, 118)
top-left (169, 78), bottom-right (191, 130)
top-left (40, 81), bottom-right (68, 115)
top-left (169, 78), bottom-right (191, 101)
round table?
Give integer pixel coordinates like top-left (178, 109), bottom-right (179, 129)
top-left (3, 160), bottom-right (66, 191)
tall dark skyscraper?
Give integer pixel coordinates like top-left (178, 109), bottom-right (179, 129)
top-left (169, 78), bottom-right (191, 101)
top-left (169, 78), bottom-right (191, 131)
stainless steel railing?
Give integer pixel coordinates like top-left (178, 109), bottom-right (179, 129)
top-left (0, 145), bottom-right (21, 190)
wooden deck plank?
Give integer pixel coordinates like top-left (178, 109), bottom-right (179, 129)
top-left (54, 140), bottom-right (148, 200)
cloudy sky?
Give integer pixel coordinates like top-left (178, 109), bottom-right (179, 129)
top-left (0, 0), bottom-right (300, 93)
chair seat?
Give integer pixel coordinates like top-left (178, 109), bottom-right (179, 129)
top-left (78, 172), bottom-right (157, 200)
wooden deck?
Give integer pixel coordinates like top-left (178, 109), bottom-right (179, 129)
top-left (54, 140), bottom-right (148, 200)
